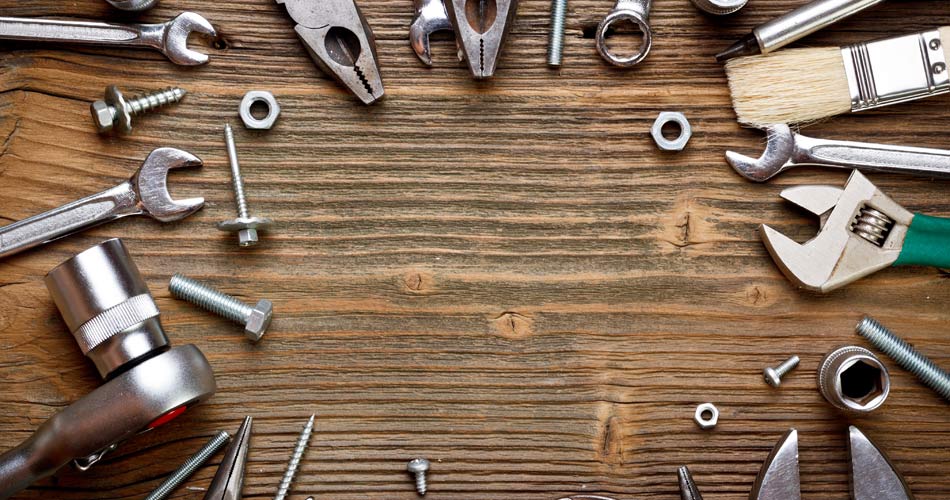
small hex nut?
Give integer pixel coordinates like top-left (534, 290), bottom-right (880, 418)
top-left (244, 299), bottom-right (273, 342)
top-left (694, 403), bottom-right (718, 430)
top-left (240, 91), bottom-right (280, 130)
top-left (651, 112), bottom-right (692, 151)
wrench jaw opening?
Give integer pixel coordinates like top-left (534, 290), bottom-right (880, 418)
top-left (726, 124), bottom-right (796, 182)
top-left (410, 0), bottom-right (454, 66)
top-left (160, 13), bottom-right (217, 66)
top-left (444, 0), bottom-right (518, 79)
top-left (133, 148), bottom-right (205, 223)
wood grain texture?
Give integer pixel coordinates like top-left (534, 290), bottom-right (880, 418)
top-left (0, 0), bottom-right (948, 498)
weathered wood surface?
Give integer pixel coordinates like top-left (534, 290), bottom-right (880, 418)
top-left (0, 0), bottom-right (947, 498)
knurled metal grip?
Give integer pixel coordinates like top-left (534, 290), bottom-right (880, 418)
top-left (73, 294), bottom-right (159, 354)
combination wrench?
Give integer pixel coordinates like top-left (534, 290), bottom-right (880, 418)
top-left (0, 12), bottom-right (216, 66)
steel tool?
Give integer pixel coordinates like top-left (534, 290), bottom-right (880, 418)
top-left (818, 345), bottom-right (889, 413)
top-left (105, 0), bottom-right (159, 12)
top-left (275, 0), bottom-right (384, 104)
top-left (678, 466), bottom-right (703, 500)
top-left (444, 0), bottom-right (519, 78)
top-left (0, 239), bottom-right (217, 498)
top-left (760, 170), bottom-right (950, 292)
top-left (411, 0), bottom-right (453, 66)
top-left (728, 124), bottom-right (950, 182)
top-left (203, 417), bottom-right (253, 500)
top-left (0, 13), bottom-right (216, 66)
top-left (0, 148), bottom-right (204, 260)
top-left (751, 427), bottom-right (914, 499)
top-left (595, 0), bottom-right (652, 67)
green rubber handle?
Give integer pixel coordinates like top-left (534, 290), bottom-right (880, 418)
top-left (894, 213), bottom-right (950, 268)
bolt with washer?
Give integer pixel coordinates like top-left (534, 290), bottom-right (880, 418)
top-left (651, 111), bottom-right (692, 151)
top-left (764, 355), bottom-right (800, 387)
top-left (694, 403), bottom-right (718, 430)
top-left (218, 124), bottom-right (272, 247)
top-left (407, 458), bottom-right (430, 495)
top-left (169, 273), bottom-right (273, 341)
top-left (91, 85), bottom-right (186, 134)
top-left (240, 91), bottom-right (280, 130)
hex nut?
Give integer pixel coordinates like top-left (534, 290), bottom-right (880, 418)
top-left (244, 299), bottom-right (273, 342)
top-left (240, 91), bottom-right (280, 130)
top-left (694, 403), bottom-right (718, 430)
top-left (651, 112), bottom-right (692, 151)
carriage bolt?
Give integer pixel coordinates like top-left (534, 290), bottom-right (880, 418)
top-left (169, 273), bottom-right (272, 341)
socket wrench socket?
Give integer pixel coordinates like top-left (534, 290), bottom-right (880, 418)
top-left (818, 345), bottom-right (890, 413)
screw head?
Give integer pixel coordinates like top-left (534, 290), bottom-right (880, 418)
top-left (245, 299), bottom-right (273, 341)
top-left (90, 100), bottom-right (115, 133)
top-left (218, 217), bottom-right (273, 247)
top-left (764, 367), bottom-right (782, 387)
top-left (407, 458), bottom-right (430, 473)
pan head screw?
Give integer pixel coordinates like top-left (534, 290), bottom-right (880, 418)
top-left (764, 355), bottom-right (800, 387)
top-left (407, 458), bottom-right (430, 495)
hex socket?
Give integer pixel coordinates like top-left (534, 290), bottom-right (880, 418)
top-left (818, 345), bottom-right (890, 413)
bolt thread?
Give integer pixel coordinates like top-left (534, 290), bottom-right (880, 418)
top-left (127, 87), bottom-right (186, 116)
top-left (143, 431), bottom-right (230, 500)
top-left (169, 274), bottom-right (252, 324)
top-left (224, 124), bottom-right (250, 219)
top-left (415, 472), bottom-right (428, 495)
top-left (857, 316), bottom-right (950, 401)
top-left (547, 0), bottom-right (568, 66)
top-left (274, 415), bottom-right (315, 500)
top-left (775, 355), bottom-right (800, 378)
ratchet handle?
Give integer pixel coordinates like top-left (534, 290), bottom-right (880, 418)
top-left (0, 182), bottom-right (141, 260)
top-left (794, 135), bottom-right (950, 178)
top-left (0, 17), bottom-right (157, 47)
top-left (895, 213), bottom-right (950, 268)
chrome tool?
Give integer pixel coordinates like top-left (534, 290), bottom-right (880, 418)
top-left (595, 0), bottom-right (652, 67)
top-left (760, 170), bottom-right (950, 292)
top-left (0, 239), bottom-right (217, 498)
top-left (728, 124), bottom-right (950, 182)
top-left (0, 13), bottom-right (216, 66)
top-left (203, 417), bottom-right (253, 500)
top-left (410, 0), bottom-right (453, 66)
top-left (818, 346), bottom-right (889, 413)
top-left (678, 466), bottom-right (703, 500)
top-left (444, 0), bottom-right (519, 78)
top-left (275, 0), bottom-right (384, 104)
top-left (105, 0), bottom-right (159, 11)
top-left (0, 148), bottom-right (204, 260)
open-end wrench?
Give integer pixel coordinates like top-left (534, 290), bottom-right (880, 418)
top-left (0, 148), bottom-right (204, 260)
top-left (410, 0), bottom-right (453, 66)
top-left (727, 124), bottom-right (950, 182)
top-left (0, 12), bottom-right (216, 66)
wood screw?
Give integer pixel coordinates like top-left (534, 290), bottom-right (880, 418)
top-left (407, 458), bottom-right (430, 495)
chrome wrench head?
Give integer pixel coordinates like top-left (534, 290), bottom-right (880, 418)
top-left (157, 12), bottom-right (217, 66)
top-left (726, 124), bottom-right (796, 182)
top-left (444, 0), bottom-right (519, 78)
top-left (131, 148), bottom-right (205, 222)
top-left (760, 171), bottom-right (913, 292)
top-left (596, 0), bottom-right (653, 67)
top-left (105, 0), bottom-right (159, 11)
top-left (411, 0), bottom-right (454, 66)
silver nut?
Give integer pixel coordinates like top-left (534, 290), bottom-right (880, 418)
top-left (90, 101), bottom-right (114, 133)
top-left (240, 91), bottom-right (280, 130)
top-left (694, 403), bottom-right (718, 430)
top-left (651, 112), bottom-right (692, 151)
top-left (244, 299), bottom-right (273, 341)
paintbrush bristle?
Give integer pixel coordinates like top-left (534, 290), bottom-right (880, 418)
top-left (726, 47), bottom-right (851, 126)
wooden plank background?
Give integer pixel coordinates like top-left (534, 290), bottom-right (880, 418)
top-left (0, 0), bottom-right (947, 498)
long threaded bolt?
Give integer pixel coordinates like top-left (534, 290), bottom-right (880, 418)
top-left (857, 316), bottom-right (950, 401)
top-left (407, 458), bottom-right (430, 495)
top-left (217, 124), bottom-right (273, 247)
top-left (764, 355), bottom-right (800, 387)
top-left (169, 273), bottom-right (273, 341)
top-left (143, 431), bottom-right (230, 500)
top-left (91, 85), bottom-right (186, 134)
top-left (547, 0), bottom-right (568, 66)
top-left (274, 415), bottom-right (315, 500)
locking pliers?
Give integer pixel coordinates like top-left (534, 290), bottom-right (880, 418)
top-left (275, 0), bottom-right (384, 104)
top-left (761, 170), bottom-right (950, 292)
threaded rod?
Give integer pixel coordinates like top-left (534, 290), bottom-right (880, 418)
top-left (169, 273), bottom-right (252, 324)
top-left (857, 316), bottom-right (950, 401)
top-left (144, 431), bottom-right (230, 500)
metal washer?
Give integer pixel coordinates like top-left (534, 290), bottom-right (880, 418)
top-left (240, 91), bottom-right (280, 130)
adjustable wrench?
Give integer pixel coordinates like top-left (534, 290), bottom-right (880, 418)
top-left (0, 148), bottom-right (204, 260)
top-left (727, 124), bottom-right (950, 182)
top-left (0, 12), bottom-right (216, 66)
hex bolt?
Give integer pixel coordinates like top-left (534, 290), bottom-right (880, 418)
top-left (90, 85), bottom-right (186, 134)
top-left (857, 316), bottom-right (950, 401)
top-left (217, 124), bottom-right (273, 247)
top-left (169, 273), bottom-right (272, 341)
top-left (764, 355), bottom-right (800, 387)
top-left (407, 458), bottom-right (430, 495)
top-left (143, 431), bottom-right (230, 500)
top-left (547, 0), bottom-right (568, 67)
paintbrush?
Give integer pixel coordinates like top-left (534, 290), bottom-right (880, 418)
top-left (725, 26), bottom-right (950, 126)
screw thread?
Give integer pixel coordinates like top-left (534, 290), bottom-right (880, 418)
top-left (127, 87), bottom-right (186, 116)
top-left (857, 316), bottom-right (950, 401)
top-left (775, 355), bottom-right (800, 378)
top-left (169, 274), bottom-right (252, 324)
top-left (415, 472), bottom-right (428, 495)
top-left (143, 431), bottom-right (230, 500)
top-left (274, 415), bottom-right (315, 500)
top-left (224, 124), bottom-right (251, 219)
top-left (547, 0), bottom-right (568, 66)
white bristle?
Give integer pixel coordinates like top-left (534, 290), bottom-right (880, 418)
top-left (725, 26), bottom-right (950, 126)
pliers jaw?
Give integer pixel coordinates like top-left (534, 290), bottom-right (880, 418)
top-left (760, 170), bottom-right (913, 292)
top-left (202, 417), bottom-right (252, 500)
top-left (444, 0), bottom-right (519, 79)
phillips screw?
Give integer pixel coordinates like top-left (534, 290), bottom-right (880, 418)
top-left (274, 415), bottom-right (315, 500)
top-left (857, 316), bottom-right (950, 401)
top-left (143, 431), bottom-right (230, 500)
top-left (407, 458), bottom-right (430, 495)
top-left (764, 355), bottom-right (800, 387)
top-left (169, 273), bottom-right (273, 341)
top-left (217, 124), bottom-right (273, 247)
top-left (91, 85), bottom-right (186, 134)
top-left (547, 0), bottom-right (568, 66)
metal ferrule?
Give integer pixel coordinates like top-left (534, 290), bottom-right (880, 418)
top-left (842, 29), bottom-right (950, 112)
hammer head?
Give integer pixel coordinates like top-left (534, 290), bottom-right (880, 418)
top-left (132, 148), bottom-right (205, 222)
top-left (726, 124), bottom-right (795, 182)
